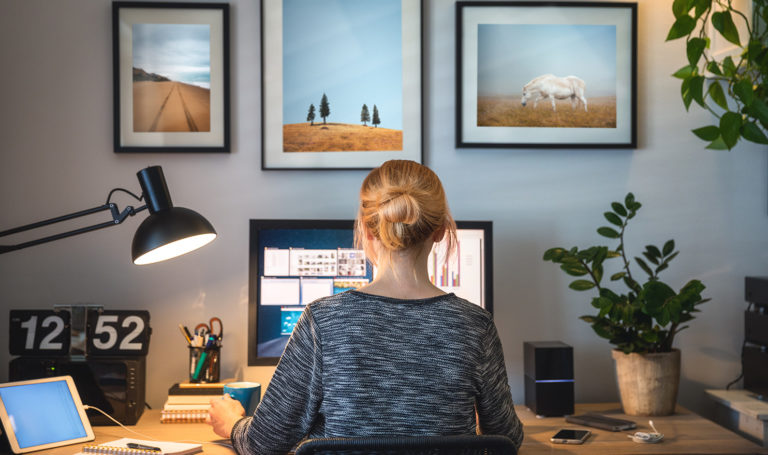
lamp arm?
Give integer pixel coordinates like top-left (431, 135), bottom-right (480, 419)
top-left (0, 202), bottom-right (148, 255)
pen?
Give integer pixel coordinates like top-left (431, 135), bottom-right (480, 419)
top-left (178, 324), bottom-right (192, 345)
top-left (126, 443), bottom-right (161, 452)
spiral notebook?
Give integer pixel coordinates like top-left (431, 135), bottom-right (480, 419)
top-left (78, 438), bottom-right (202, 455)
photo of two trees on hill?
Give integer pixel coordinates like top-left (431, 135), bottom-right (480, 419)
top-left (281, 0), bottom-right (403, 153)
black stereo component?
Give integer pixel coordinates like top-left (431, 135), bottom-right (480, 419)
top-left (743, 345), bottom-right (768, 398)
top-left (745, 307), bottom-right (768, 346)
top-left (524, 341), bottom-right (574, 417)
top-left (745, 276), bottom-right (768, 307)
top-left (9, 356), bottom-right (146, 425)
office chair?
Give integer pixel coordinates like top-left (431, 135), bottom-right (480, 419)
top-left (294, 434), bottom-right (517, 454)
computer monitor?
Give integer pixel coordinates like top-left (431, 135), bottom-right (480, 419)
top-left (247, 219), bottom-right (493, 365)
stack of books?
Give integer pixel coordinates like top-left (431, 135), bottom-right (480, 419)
top-left (161, 382), bottom-right (225, 423)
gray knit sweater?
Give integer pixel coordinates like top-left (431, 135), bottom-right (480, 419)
top-left (231, 291), bottom-right (523, 454)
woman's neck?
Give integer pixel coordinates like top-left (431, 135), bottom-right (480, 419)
top-left (358, 242), bottom-right (446, 300)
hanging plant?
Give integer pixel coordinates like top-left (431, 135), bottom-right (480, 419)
top-left (666, 0), bottom-right (768, 150)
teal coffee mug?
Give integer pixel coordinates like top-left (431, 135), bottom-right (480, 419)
top-left (224, 382), bottom-right (261, 415)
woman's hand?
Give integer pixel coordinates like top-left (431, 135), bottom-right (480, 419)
top-left (206, 394), bottom-right (246, 439)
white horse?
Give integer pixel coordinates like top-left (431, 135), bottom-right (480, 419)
top-left (521, 74), bottom-right (587, 112)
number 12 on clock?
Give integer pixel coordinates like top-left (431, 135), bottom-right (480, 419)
top-left (9, 310), bottom-right (71, 356)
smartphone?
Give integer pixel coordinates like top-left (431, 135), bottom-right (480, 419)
top-left (550, 429), bottom-right (591, 444)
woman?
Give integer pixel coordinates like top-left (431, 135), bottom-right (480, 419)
top-left (208, 160), bottom-right (523, 453)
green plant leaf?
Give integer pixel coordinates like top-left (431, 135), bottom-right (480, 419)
top-left (693, 0), bottom-right (711, 18)
top-left (687, 37), bottom-right (707, 66)
top-left (662, 240), bottom-right (675, 256)
top-left (747, 98), bottom-right (768, 128)
top-left (742, 122), bottom-right (768, 144)
top-left (635, 257), bottom-right (654, 277)
top-left (706, 61), bottom-right (722, 75)
top-left (604, 211), bottom-right (623, 226)
top-left (646, 245), bottom-right (662, 259)
top-left (711, 11), bottom-right (740, 45)
top-left (581, 315), bottom-right (598, 323)
top-left (692, 125), bottom-right (721, 141)
top-left (706, 136), bottom-right (729, 150)
top-left (667, 15), bottom-right (697, 40)
top-left (570, 280), bottom-right (596, 291)
top-left (597, 227), bottom-right (620, 239)
top-left (723, 56), bottom-right (737, 77)
top-left (707, 81), bottom-right (728, 110)
top-left (672, 0), bottom-right (694, 18)
top-left (610, 271), bottom-right (627, 281)
top-left (720, 111), bottom-right (743, 149)
top-left (543, 247), bottom-right (566, 261)
top-left (642, 252), bottom-right (660, 266)
top-left (655, 263), bottom-right (670, 274)
top-left (611, 202), bottom-right (627, 217)
top-left (734, 79), bottom-right (755, 106)
top-left (681, 78), bottom-right (694, 110)
top-left (689, 76), bottom-right (706, 107)
top-left (663, 251), bottom-right (680, 264)
top-left (561, 264), bottom-right (589, 276)
top-left (673, 64), bottom-right (696, 79)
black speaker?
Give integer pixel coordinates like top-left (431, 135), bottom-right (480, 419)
top-left (745, 276), bottom-right (768, 307)
top-left (743, 345), bottom-right (768, 398)
top-left (523, 341), bottom-right (574, 417)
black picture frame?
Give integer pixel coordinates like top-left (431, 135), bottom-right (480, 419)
top-left (260, 0), bottom-right (423, 170)
top-left (112, 2), bottom-right (230, 153)
top-left (456, 1), bottom-right (637, 149)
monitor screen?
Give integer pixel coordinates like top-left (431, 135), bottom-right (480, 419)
top-left (248, 219), bottom-right (493, 365)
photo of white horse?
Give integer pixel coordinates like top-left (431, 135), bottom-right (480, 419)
top-left (521, 74), bottom-right (587, 112)
top-left (477, 24), bottom-right (616, 128)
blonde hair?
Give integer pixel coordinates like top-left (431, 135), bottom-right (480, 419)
top-left (354, 160), bottom-right (457, 266)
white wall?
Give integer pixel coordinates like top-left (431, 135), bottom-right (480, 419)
top-left (1, 0), bottom-right (766, 420)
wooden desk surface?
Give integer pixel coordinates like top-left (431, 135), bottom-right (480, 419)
top-left (37, 403), bottom-right (768, 454)
top-left (517, 402), bottom-right (768, 454)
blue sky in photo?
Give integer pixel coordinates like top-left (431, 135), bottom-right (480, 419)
top-left (133, 24), bottom-right (211, 89)
top-left (478, 24), bottom-right (616, 97)
top-left (282, 0), bottom-right (402, 129)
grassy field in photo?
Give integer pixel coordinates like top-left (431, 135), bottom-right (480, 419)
top-left (477, 95), bottom-right (617, 128)
top-left (283, 123), bottom-right (403, 152)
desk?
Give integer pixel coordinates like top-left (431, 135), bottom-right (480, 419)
top-left (517, 403), bottom-right (768, 454)
top-left (35, 404), bottom-right (768, 454)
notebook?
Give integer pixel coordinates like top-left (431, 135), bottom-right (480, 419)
top-left (0, 375), bottom-right (95, 453)
top-left (79, 438), bottom-right (202, 455)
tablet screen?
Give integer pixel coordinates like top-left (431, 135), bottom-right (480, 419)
top-left (0, 376), bottom-right (94, 453)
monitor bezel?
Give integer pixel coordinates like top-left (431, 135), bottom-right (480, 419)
top-left (247, 219), bottom-right (493, 366)
top-left (0, 375), bottom-right (95, 453)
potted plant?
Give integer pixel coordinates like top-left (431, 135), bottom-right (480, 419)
top-left (543, 193), bottom-right (709, 415)
top-left (666, 0), bottom-right (768, 150)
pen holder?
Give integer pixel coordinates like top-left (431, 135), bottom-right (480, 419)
top-left (188, 345), bottom-right (221, 383)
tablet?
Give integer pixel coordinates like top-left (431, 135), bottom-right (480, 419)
top-left (0, 376), bottom-right (95, 453)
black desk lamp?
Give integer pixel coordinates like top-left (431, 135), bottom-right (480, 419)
top-left (0, 165), bottom-right (216, 264)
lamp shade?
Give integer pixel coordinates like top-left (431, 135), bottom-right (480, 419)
top-left (132, 206), bottom-right (216, 265)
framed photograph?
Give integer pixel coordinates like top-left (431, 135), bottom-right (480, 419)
top-left (113, 2), bottom-right (230, 153)
top-left (261, 0), bottom-right (423, 170)
top-left (456, 2), bottom-right (637, 149)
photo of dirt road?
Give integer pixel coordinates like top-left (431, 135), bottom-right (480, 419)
top-left (133, 79), bottom-right (210, 132)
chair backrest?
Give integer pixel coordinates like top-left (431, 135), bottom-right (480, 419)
top-left (294, 434), bottom-right (517, 455)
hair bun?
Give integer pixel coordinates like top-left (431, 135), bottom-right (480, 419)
top-left (379, 187), bottom-right (421, 225)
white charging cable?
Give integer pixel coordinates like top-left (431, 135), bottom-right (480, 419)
top-left (83, 405), bottom-right (233, 449)
top-left (628, 419), bottom-right (664, 443)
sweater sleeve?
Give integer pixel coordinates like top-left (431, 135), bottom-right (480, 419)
top-left (476, 318), bottom-right (524, 450)
top-left (231, 306), bottom-right (323, 455)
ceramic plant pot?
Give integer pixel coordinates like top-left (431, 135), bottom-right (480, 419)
top-left (611, 349), bottom-right (680, 416)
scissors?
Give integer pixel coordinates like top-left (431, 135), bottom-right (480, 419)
top-left (195, 317), bottom-right (223, 340)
